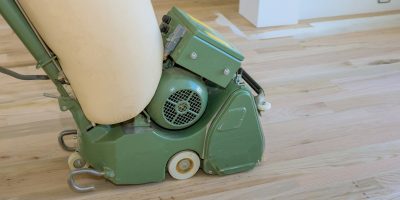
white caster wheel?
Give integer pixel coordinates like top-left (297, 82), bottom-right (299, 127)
top-left (68, 152), bottom-right (89, 170)
top-left (168, 150), bottom-right (200, 180)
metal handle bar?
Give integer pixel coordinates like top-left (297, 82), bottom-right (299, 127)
top-left (68, 169), bottom-right (105, 192)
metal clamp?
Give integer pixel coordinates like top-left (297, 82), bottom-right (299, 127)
top-left (142, 110), bottom-right (151, 123)
top-left (163, 24), bottom-right (186, 59)
top-left (68, 169), bottom-right (105, 192)
top-left (36, 56), bottom-right (57, 69)
top-left (58, 130), bottom-right (77, 152)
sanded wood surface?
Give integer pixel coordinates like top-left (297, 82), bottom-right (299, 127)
top-left (1, 0), bottom-right (400, 199)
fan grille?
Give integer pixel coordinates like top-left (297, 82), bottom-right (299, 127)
top-left (163, 89), bottom-right (202, 127)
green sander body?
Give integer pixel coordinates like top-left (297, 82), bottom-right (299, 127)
top-left (0, 3), bottom-right (268, 192)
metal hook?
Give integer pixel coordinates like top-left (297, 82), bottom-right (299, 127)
top-left (68, 169), bottom-right (105, 192)
top-left (58, 130), bottom-right (77, 152)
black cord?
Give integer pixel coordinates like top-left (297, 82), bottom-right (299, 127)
top-left (0, 66), bottom-right (49, 80)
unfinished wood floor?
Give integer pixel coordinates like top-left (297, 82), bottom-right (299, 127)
top-left (1, 0), bottom-right (400, 199)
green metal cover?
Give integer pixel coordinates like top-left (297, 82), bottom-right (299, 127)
top-left (146, 67), bottom-right (208, 130)
top-left (171, 35), bottom-right (241, 88)
top-left (79, 80), bottom-right (264, 184)
top-left (166, 7), bottom-right (245, 88)
top-left (168, 7), bottom-right (244, 61)
top-left (202, 83), bottom-right (264, 175)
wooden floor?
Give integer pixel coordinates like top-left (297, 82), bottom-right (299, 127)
top-left (1, 0), bottom-right (400, 199)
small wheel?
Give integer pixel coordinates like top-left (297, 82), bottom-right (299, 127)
top-left (168, 150), bottom-right (200, 180)
top-left (68, 152), bottom-right (89, 170)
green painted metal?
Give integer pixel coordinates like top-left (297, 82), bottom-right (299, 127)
top-left (202, 83), bottom-right (264, 175)
top-left (79, 80), bottom-right (263, 184)
top-left (146, 67), bottom-right (208, 130)
top-left (164, 7), bottom-right (243, 88)
top-left (167, 7), bottom-right (244, 61)
top-left (171, 36), bottom-right (241, 88)
top-left (1, 2), bottom-right (265, 187)
top-left (79, 115), bottom-right (206, 184)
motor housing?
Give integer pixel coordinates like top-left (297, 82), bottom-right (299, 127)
top-left (146, 67), bottom-right (208, 130)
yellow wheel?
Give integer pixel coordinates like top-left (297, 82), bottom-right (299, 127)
top-left (167, 151), bottom-right (200, 180)
top-left (68, 152), bottom-right (89, 170)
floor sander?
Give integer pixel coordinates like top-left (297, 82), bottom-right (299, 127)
top-left (0, 0), bottom-right (270, 192)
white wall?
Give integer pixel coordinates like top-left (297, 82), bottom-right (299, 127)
top-left (239, 0), bottom-right (261, 26)
top-left (239, 0), bottom-right (400, 27)
top-left (299, 0), bottom-right (400, 19)
top-left (257, 0), bottom-right (299, 27)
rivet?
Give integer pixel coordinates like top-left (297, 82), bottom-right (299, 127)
top-left (190, 52), bottom-right (198, 60)
top-left (223, 68), bottom-right (230, 75)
